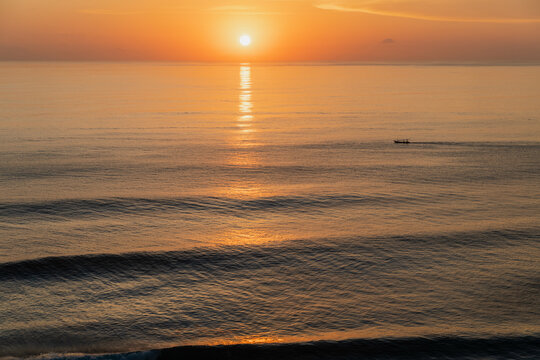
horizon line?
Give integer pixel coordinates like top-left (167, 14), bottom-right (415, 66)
top-left (2, 60), bottom-right (540, 66)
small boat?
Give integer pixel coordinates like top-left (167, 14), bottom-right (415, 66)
top-left (394, 139), bottom-right (410, 144)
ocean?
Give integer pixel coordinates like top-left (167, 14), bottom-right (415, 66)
top-left (0, 62), bottom-right (539, 359)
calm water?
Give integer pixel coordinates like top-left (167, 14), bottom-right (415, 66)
top-left (1, 63), bottom-right (539, 359)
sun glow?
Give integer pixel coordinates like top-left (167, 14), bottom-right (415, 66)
top-left (239, 35), bottom-right (251, 47)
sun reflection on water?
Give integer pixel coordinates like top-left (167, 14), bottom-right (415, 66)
top-left (228, 64), bottom-right (258, 166)
top-left (216, 64), bottom-right (283, 246)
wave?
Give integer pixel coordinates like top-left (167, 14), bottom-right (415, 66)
top-left (2, 228), bottom-right (539, 358)
top-left (36, 336), bottom-right (540, 360)
top-left (1, 228), bottom-right (537, 282)
top-left (157, 336), bottom-right (540, 360)
top-left (0, 193), bottom-right (448, 221)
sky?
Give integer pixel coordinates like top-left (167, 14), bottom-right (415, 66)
top-left (1, 0), bottom-right (540, 62)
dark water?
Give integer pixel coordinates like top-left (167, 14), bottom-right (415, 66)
top-left (0, 63), bottom-right (539, 359)
top-left (2, 228), bottom-right (540, 358)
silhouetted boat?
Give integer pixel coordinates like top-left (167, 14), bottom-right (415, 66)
top-left (394, 139), bottom-right (410, 144)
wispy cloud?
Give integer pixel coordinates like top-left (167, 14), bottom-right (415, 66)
top-left (79, 5), bottom-right (281, 16)
top-left (207, 4), bottom-right (283, 15)
top-left (315, 2), bottom-right (540, 23)
top-left (208, 5), bottom-right (253, 12)
top-left (79, 9), bottom-right (140, 16)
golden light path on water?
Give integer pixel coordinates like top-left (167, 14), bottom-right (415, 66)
top-left (238, 64), bottom-right (254, 135)
top-left (217, 64), bottom-right (286, 249)
top-left (228, 64), bottom-right (258, 169)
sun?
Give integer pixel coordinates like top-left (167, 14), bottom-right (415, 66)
top-left (239, 35), bottom-right (251, 47)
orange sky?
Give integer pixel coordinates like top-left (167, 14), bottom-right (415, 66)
top-left (1, 0), bottom-right (540, 62)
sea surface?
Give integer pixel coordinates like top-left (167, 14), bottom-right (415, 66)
top-left (0, 63), bottom-right (539, 359)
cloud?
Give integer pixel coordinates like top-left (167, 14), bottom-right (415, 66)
top-left (381, 38), bottom-right (395, 44)
top-left (78, 5), bottom-right (281, 16)
top-left (207, 4), bottom-right (283, 15)
top-left (79, 9), bottom-right (140, 15)
top-left (315, 1), bottom-right (540, 23)
top-left (208, 5), bottom-right (253, 12)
